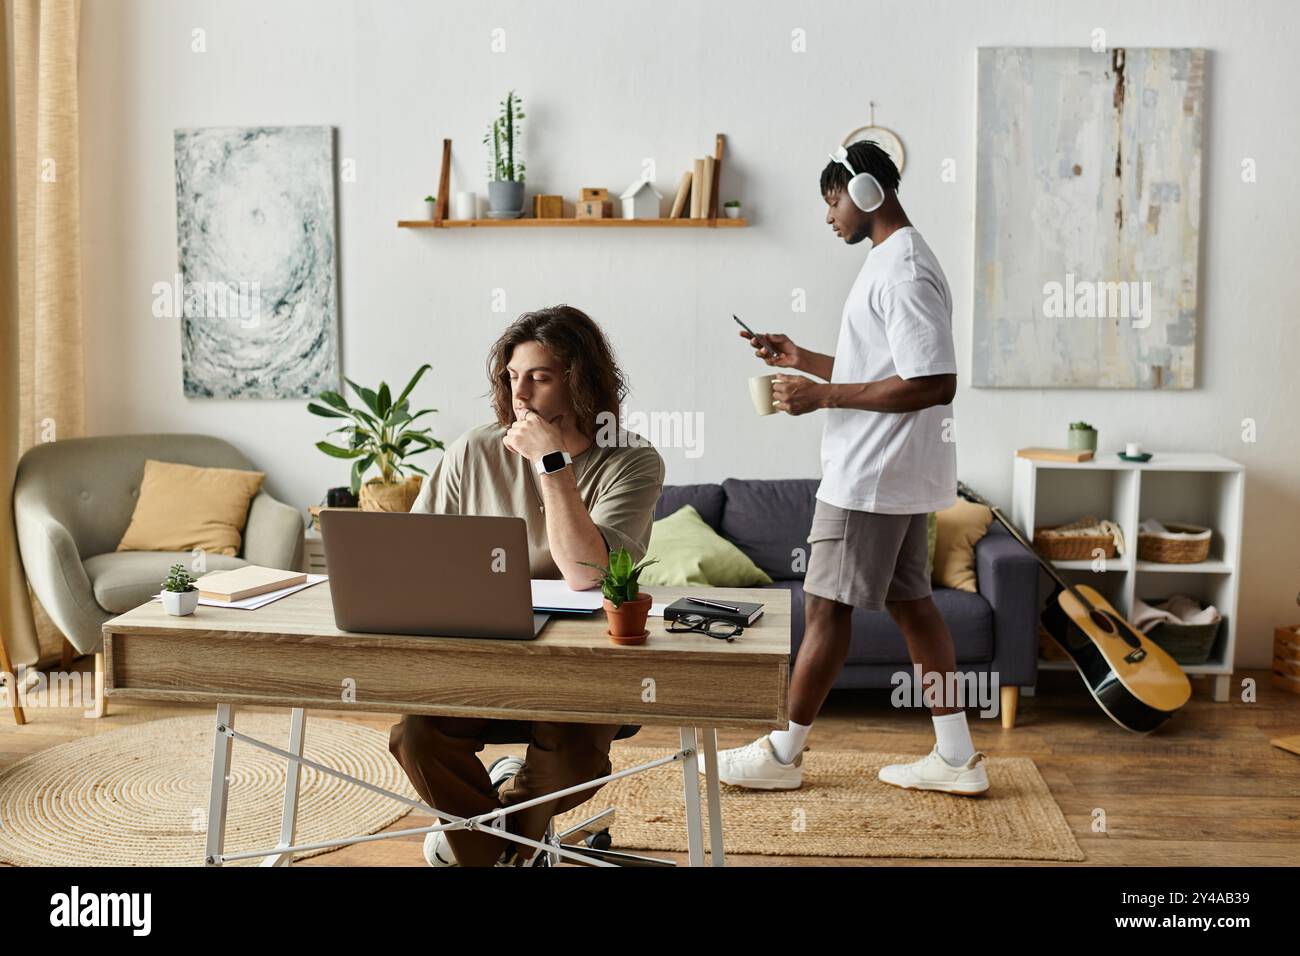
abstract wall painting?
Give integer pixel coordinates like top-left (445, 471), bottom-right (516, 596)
top-left (173, 126), bottom-right (339, 398)
top-left (973, 48), bottom-right (1206, 388)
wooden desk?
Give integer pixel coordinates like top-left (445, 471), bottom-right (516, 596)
top-left (103, 583), bottom-right (789, 867)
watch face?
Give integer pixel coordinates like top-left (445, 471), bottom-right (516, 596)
top-left (541, 451), bottom-right (567, 473)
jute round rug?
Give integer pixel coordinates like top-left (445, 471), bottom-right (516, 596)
top-left (555, 746), bottom-right (1084, 861)
top-left (0, 714), bottom-right (417, 866)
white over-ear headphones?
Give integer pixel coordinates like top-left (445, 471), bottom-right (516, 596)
top-left (828, 145), bottom-right (885, 212)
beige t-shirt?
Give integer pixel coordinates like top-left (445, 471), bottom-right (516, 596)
top-left (409, 422), bottom-right (665, 579)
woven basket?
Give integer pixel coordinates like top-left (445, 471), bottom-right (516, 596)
top-left (1146, 615), bottom-right (1222, 665)
top-left (359, 475), bottom-right (423, 513)
top-left (1137, 522), bottom-right (1212, 563)
top-left (1034, 519), bottom-right (1119, 560)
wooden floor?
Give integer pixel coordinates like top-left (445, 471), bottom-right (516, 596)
top-left (3, 661), bottom-right (1298, 867)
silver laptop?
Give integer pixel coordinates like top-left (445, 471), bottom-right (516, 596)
top-left (319, 510), bottom-right (548, 640)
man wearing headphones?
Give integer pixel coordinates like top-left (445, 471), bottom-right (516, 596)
top-left (719, 140), bottom-right (988, 796)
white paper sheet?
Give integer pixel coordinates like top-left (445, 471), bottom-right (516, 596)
top-left (530, 578), bottom-right (603, 613)
top-left (153, 574), bottom-right (328, 610)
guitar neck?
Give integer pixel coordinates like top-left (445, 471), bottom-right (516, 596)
top-left (958, 484), bottom-right (1096, 612)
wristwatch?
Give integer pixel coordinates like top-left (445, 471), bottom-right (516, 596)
top-left (536, 450), bottom-right (573, 476)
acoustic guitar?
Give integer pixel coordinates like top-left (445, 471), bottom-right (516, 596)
top-left (957, 483), bottom-right (1192, 733)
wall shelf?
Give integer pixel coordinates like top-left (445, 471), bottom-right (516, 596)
top-left (404, 133), bottom-right (742, 231)
top-left (398, 217), bottom-right (747, 229)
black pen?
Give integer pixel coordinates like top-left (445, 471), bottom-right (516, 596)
top-left (689, 597), bottom-right (741, 613)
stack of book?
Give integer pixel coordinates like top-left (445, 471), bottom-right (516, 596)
top-left (668, 156), bottom-right (717, 219)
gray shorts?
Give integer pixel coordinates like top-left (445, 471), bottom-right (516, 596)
top-left (803, 500), bottom-right (931, 611)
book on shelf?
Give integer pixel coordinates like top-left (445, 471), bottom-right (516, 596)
top-left (669, 170), bottom-right (692, 219)
top-left (690, 158), bottom-right (706, 218)
top-left (1016, 447), bottom-right (1095, 463)
top-left (699, 155), bottom-right (716, 217)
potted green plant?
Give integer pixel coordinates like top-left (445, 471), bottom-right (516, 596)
top-left (1068, 420), bottom-right (1098, 452)
top-left (724, 199), bottom-right (742, 220)
top-left (579, 548), bottom-right (658, 645)
top-left (308, 363), bottom-right (445, 513)
top-left (484, 90), bottom-right (526, 219)
top-left (161, 563), bottom-right (199, 616)
top-left (424, 194), bottom-right (437, 219)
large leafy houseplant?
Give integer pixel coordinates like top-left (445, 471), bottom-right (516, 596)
top-left (308, 363), bottom-right (444, 501)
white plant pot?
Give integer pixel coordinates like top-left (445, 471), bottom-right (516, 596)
top-left (426, 200), bottom-right (437, 220)
top-left (724, 206), bottom-right (742, 219)
top-left (162, 589), bottom-right (199, 616)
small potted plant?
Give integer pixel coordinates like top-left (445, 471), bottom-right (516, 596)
top-left (484, 90), bottom-right (526, 218)
top-left (161, 563), bottom-right (199, 616)
top-left (724, 199), bottom-right (742, 219)
top-left (424, 194), bottom-right (437, 219)
top-left (580, 548), bottom-right (658, 645)
top-left (1068, 420), bottom-right (1098, 452)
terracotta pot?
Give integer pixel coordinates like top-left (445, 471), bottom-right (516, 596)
top-left (604, 592), bottom-right (652, 645)
top-left (359, 475), bottom-right (423, 512)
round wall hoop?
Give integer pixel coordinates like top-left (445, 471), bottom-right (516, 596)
top-left (842, 125), bottom-right (905, 174)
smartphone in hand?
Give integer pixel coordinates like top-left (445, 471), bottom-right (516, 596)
top-left (733, 314), bottom-right (775, 357)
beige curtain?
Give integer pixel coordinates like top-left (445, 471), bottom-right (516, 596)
top-left (1, 0), bottom-right (83, 670)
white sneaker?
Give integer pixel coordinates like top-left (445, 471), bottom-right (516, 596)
top-left (703, 735), bottom-right (803, 790)
top-left (423, 754), bottom-right (526, 867)
top-left (877, 746), bottom-right (989, 796)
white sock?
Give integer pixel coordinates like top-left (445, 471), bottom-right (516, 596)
top-left (932, 711), bottom-right (975, 765)
top-left (768, 720), bottom-right (811, 764)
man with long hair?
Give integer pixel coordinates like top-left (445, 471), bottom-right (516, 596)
top-left (389, 304), bottom-right (664, 866)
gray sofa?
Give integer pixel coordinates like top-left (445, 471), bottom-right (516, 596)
top-left (654, 478), bottom-right (1040, 728)
top-left (13, 434), bottom-right (304, 716)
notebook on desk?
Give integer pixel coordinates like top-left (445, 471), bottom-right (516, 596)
top-left (664, 597), bottom-right (765, 627)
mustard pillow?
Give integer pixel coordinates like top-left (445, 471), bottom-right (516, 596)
top-left (116, 459), bottom-right (265, 557)
top-left (932, 499), bottom-right (992, 593)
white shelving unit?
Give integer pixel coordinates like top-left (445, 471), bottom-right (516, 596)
top-left (1012, 452), bottom-right (1245, 702)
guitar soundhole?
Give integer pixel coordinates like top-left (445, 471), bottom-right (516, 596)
top-left (1089, 609), bottom-right (1115, 634)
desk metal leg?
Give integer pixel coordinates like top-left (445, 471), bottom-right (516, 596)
top-left (678, 728), bottom-right (705, 866)
top-left (205, 703), bottom-right (235, 866)
top-left (698, 726), bottom-right (726, 867)
top-left (262, 707), bottom-right (306, 867)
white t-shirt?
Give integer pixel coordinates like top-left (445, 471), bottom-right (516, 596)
top-left (816, 227), bottom-right (957, 515)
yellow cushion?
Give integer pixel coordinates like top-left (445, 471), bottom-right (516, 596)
top-left (932, 499), bottom-right (992, 593)
top-left (116, 459), bottom-right (265, 557)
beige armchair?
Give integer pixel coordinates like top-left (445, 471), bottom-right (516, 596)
top-left (13, 434), bottom-right (304, 717)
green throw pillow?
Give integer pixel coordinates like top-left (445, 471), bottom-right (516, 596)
top-left (638, 505), bottom-right (773, 587)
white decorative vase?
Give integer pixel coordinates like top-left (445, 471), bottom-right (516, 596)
top-left (453, 191), bottom-right (477, 220)
top-left (162, 589), bottom-right (199, 616)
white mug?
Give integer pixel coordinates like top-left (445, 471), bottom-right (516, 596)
top-left (749, 374), bottom-right (778, 416)
top-left (452, 191), bottom-right (477, 220)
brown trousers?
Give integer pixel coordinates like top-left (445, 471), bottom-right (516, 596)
top-left (389, 714), bottom-right (620, 867)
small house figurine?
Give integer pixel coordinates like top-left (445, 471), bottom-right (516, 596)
top-left (620, 179), bottom-right (662, 219)
top-left (575, 198), bottom-right (610, 219)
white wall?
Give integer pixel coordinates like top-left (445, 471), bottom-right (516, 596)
top-left (80, 0), bottom-right (1300, 666)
